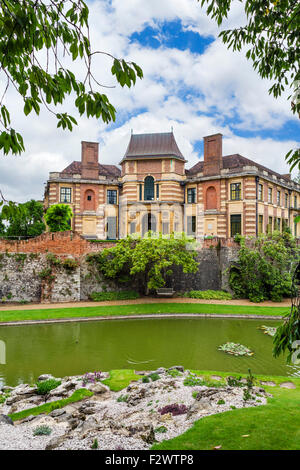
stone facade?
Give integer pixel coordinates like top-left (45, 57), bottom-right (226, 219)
top-left (44, 132), bottom-right (300, 240)
top-left (0, 232), bottom-right (240, 303)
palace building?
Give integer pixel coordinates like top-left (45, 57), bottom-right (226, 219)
top-left (44, 132), bottom-right (300, 239)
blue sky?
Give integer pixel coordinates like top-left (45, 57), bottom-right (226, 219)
top-left (0, 0), bottom-right (299, 202)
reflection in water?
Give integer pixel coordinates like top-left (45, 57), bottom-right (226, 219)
top-left (0, 317), bottom-right (299, 387)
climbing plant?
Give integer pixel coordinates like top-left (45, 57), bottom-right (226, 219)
top-left (229, 231), bottom-right (300, 302)
top-left (87, 233), bottom-right (198, 294)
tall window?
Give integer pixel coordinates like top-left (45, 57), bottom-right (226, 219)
top-left (60, 187), bottom-right (71, 203)
top-left (156, 184), bottom-right (159, 200)
top-left (294, 218), bottom-right (297, 237)
top-left (107, 190), bottom-right (117, 204)
top-left (162, 222), bottom-right (169, 234)
top-left (268, 216), bottom-right (272, 233)
top-left (144, 176), bottom-right (154, 201)
top-left (130, 222), bottom-right (136, 234)
top-left (277, 190), bottom-right (281, 206)
top-left (187, 216), bottom-right (196, 236)
top-left (258, 184), bottom-right (263, 201)
top-left (230, 183), bottom-right (241, 200)
top-left (268, 188), bottom-right (273, 203)
top-left (274, 217), bottom-right (280, 231)
top-left (294, 195), bottom-right (297, 209)
top-left (285, 193), bottom-right (288, 208)
top-left (230, 214), bottom-right (241, 237)
top-left (258, 215), bottom-right (263, 233)
top-left (187, 188), bottom-right (196, 203)
top-left (139, 184), bottom-right (143, 201)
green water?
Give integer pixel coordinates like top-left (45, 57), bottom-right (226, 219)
top-left (0, 317), bottom-right (299, 387)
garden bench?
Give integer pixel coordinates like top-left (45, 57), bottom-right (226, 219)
top-left (156, 288), bottom-right (175, 297)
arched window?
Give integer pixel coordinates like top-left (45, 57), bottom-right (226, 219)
top-left (84, 189), bottom-right (95, 211)
top-left (144, 176), bottom-right (154, 201)
top-left (206, 186), bottom-right (217, 210)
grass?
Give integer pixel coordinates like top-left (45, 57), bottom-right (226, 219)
top-left (9, 388), bottom-right (93, 422)
top-left (151, 370), bottom-right (300, 450)
top-left (0, 303), bottom-right (288, 324)
top-left (102, 369), bottom-right (141, 391)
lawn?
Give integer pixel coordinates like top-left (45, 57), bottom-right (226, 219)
top-left (0, 303), bottom-right (289, 323)
top-left (151, 370), bottom-right (300, 451)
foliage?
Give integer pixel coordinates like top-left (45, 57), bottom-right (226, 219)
top-left (217, 399), bottom-right (225, 405)
top-left (116, 394), bottom-right (128, 403)
top-left (183, 290), bottom-right (232, 300)
top-left (9, 388), bottom-right (93, 422)
top-left (229, 232), bottom-right (299, 302)
top-left (35, 378), bottom-right (61, 396)
top-left (183, 373), bottom-right (204, 387)
top-left (154, 426), bottom-right (167, 434)
top-left (199, 0), bottom-right (300, 169)
top-left (91, 438), bottom-right (99, 449)
top-left (142, 376), bottom-right (150, 383)
top-left (148, 373), bottom-right (160, 382)
top-left (89, 290), bottom-right (140, 301)
top-left (0, 390), bottom-right (10, 404)
top-left (158, 404), bottom-right (188, 416)
top-left (273, 306), bottom-right (300, 363)
top-left (167, 369), bottom-right (182, 378)
top-left (226, 376), bottom-right (243, 387)
top-left (0, 0), bottom-right (142, 156)
top-left (45, 204), bottom-right (73, 232)
top-left (88, 233), bottom-right (198, 294)
top-left (102, 369), bottom-right (141, 392)
top-left (33, 425), bottom-right (52, 436)
top-left (218, 342), bottom-right (254, 357)
top-left (0, 200), bottom-right (45, 238)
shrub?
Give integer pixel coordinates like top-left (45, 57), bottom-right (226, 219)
top-left (167, 369), bottom-right (182, 378)
top-left (33, 425), bottom-right (52, 436)
top-left (91, 438), bottom-right (99, 449)
top-left (183, 374), bottom-right (204, 387)
top-left (148, 373), bottom-right (160, 382)
top-left (36, 378), bottom-right (61, 396)
top-left (154, 426), bottom-right (167, 433)
top-left (89, 290), bottom-right (139, 301)
top-left (217, 399), bottom-right (225, 405)
top-left (117, 394), bottom-right (128, 402)
top-left (142, 376), bottom-right (150, 383)
top-left (158, 404), bottom-right (188, 416)
top-left (183, 290), bottom-right (233, 300)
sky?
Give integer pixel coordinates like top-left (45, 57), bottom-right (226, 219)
top-left (0, 0), bottom-right (299, 202)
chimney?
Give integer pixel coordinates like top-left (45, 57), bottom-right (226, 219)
top-left (81, 141), bottom-right (99, 179)
top-left (203, 133), bottom-right (223, 176)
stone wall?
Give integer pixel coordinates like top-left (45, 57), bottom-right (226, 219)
top-left (0, 231), bottom-right (240, 303)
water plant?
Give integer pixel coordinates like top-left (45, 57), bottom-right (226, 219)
top-left (259, 325), bottom-right (277, 337)
top-left (218, 342), bottom-right (254, 357)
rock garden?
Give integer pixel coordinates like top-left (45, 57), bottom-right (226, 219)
top-left (0, 367), bottom-right (271, 450)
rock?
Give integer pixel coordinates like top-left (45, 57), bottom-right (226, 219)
top-left (20, 415), bottom-right (37, 423)
top-left (155, 367), bottom-right (166, 374)
top-left (38, 374), bottom-right (55, 382)
top-left (211, 375), bottom-right (222, 381)
top-left (67, 418), bottom-right (80, 430)
top-left (45, 435), bottom-right (68, 450)
top-left (89, 383), bottom-right (109, 395)
top-left (160, 412), bottom-right (173, 422)
top-left (49, 409), bottom-right (66, 417)
top-left (12, 384), bottom-right (37, 397)
top-left (49, 381), bottom-right (75, 397)
top-left (260, 381), bottom-right (276, 387)
top-left (279, 381), bottom-right (296, 389)
top-left (187, 398), bottom-right (211, 418)
top-left (168, 366), bottom-right (184, 373)
top-left (141, 425), bottom-right (156, 444)
top-left (77, 416), bottom-right (97, 434)
top-left (127, 388), bottom-right (147, 406)
top-left (0, 414), bottom-right (14, 425)
top-left (1, 386), bottom-right (13, 393)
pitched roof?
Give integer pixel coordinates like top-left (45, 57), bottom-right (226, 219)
top-left (187, 154), bottom-right (292, 183)
top-left (60, 161), bottom-right (121, 178)
top-left (121, 132), bottom-right (185, 161)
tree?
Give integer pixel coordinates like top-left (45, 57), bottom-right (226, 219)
top-left (0, 199), bottom-right (45, 238)
top-left (229, 231), bottom-right (300, 302)
top-left (199, 0), bottom-right (300, 169)
top-left (0, 1), bottom-right (143, 156)
top-left (45, 203), bottom-right (72, 232)
top-left (88, 233), bottom-right (199, 295)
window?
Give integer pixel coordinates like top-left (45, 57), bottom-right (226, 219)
top-left (258, 215), bottom-right (263, 234)
top-left (60, 187), bottom-right (71, 203)
top-left (268, 216), bottom-right (272, 233)
top-left (277, 190), bottom-right (281, 206)
top-left (107, 216), bottom-right (117, 239)
top-left (294, 218), bottom-right (297, 237)
top-left (258, 184), bottom-right (263, 201)
top-left (274, 217), bottom-right (280, 231)
top-left (156, 184), bottom-right (159, 200)
top-left (139, 184), bottom-right (143, 201)
top-left (187, 188), bottom-right (196, 203)
top-left (230, 183), bottom-right (241, 200)
top-left (144, 176), bottom-right (154, 201)
top-left (294, 196), bottom-right (297, 209)
top-left (268, 188), bottom-right (273, 203)
top-left (230, 214), bottom-right (241, 237)
top-left (162, 222), bottom-right (169, 234)
top-left (130, 222), bottom-right (136, 234)
top-left (285, 193), bottom-right (288, 208)
top-left (187, 216), bottom-right (196, 236)
top-left (107, 190), bottom-right (117, 204)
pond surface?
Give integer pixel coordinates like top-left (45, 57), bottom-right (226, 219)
top-left (0, 317), bottom-right (299, 387)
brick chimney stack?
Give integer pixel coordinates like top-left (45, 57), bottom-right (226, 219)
top-left (81, 141), bottom-right (99, 179)
top-left (203, 133), bottom-right (223, 176)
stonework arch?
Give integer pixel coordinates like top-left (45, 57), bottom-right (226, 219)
top-left (206, 186), bottom-right (217, 210)
top-left (84, 189), bottom-right (95, 211)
